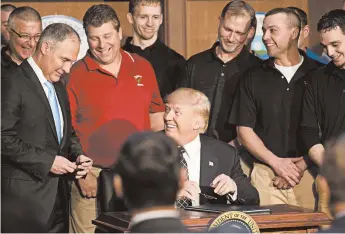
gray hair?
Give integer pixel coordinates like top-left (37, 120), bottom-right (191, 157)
top-left (7, 6), bottom-right (41, 30)
top-left (36, 23), bottom-right (80, 52)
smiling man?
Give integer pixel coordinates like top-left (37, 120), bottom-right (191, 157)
top-left (300, 9), bottom-right (345, 167)
top-left (229, 8), bottom-right (321, 208)
top-left (123, 0), bottom-right (186, 99)
top-left (2, 23), bottom-right (92, 232)
top-left (66, 4), bottom-right (165, 233)
top-left (164, 88), bottom-right (259, 208)
top-left (1, 6), bottom-right (42, 74)
top-left (179, 1), bottom-right (261, 144)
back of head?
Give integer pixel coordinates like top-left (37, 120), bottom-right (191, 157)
top-left (1, 4), bottom-right (16, 12)
top-left (114, 132), bottom-right (180, 209)
top-left (35, 23), bottom-right (80, 54)
top-left (7, 6), bottom-right (41, 29)
top-left (317, 9), bottom-right (345, 34)
top-left (288, 6), bottom-right (308, 27)
top-left (129, 0), bottom-right (163, 14)
top-left (83, 4), bottom-right (121, 33)
top-left (322, 134), bottom-right (345, 208)
top-left (221, 0), bottom-right (256, 31)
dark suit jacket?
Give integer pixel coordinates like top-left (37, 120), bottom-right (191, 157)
top-left (319, 215), bottom-right (345, 233)
top-left (199, 134), bottom-right (259, 205)
top-left (1, 60), bottom-right (84, 232)
top-left (129, 217), bottom-right (188, 233)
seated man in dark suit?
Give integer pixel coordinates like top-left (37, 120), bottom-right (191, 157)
top-left (164, 88), bottom-right (259, 207)
top-left (319, 134), bottom-right (345, 233)
top-left (113, 132), bottom-right (188, 233)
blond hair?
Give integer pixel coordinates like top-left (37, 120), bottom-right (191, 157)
top-left (167, 88), bottom-right (210, 133)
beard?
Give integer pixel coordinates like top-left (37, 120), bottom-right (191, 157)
top-left (219, 40), bottom-right (243, 54)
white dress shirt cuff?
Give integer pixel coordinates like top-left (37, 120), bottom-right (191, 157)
top-left (226, 182), bottom-right (238, 204)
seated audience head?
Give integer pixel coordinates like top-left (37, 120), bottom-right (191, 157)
top-left (127, 0), bottom-right (163, 41)
top-left (1, 4), bottom-right (16, 47)
top-left (7, 6), bottom-right (42, 64)
top-left (288, 7), bottom-right (309, 50)
top-left (164, 88), bottom-right (210, 146)
top-left (33, 23), bottom-right (80, 83)
top-left (113, 132), bottom-right (182, 210)
top-left (218, 0), bottom-right (256, 54)
top-left (317, 9), bottom-right (345, 69)
top-left (322, 133), bottom-right (345, 216)
top-left (263, 8), bottom-right (301, 58)
top-left (83, 4), bottom-right (122, 65)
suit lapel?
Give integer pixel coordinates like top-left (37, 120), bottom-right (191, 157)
top-left (21, 61), bottom-right (59, 143)
top-left (199, 135), bottom-right (218, 186)
top-left (54, 82), bottom-right (67, 148)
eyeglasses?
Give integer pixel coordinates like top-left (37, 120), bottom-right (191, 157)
top-left (7, 27), bottom-right (41, 42)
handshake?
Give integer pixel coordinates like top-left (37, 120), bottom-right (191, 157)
top-left (50, 155), bottom-right (93, 179)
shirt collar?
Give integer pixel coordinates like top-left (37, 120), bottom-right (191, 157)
top-left (1, 47), bottom-right (17, 68)
top-left (83, 49), bottom-right (129, 73)
top-left (263, 49), bottom-right (315, 73)
top-left (325, 61), bottom-right (345, 80)
top-left (183, 134), bottom-right (201, 158)
top-left (335, 210), bottom-right (345, 219)
top-left (207, 41), bottom-right (251, 68)
top-left (123, 36), bottom-right (162, 51)
top-left (27, 56), bottom-right (48, 86)
top-left (130, 210), bottom-right (179, 227)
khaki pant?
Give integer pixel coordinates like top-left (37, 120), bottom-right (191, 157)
top-left (69, 167), bottom-right (102, 233)
top-left (251, 163), bottom-right (316, 210)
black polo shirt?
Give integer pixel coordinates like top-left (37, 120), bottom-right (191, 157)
top-left (229, 51), bottom-right (321, 158)
top-left (122, 37), bottom-right (186, 98)
top-left (301, 62), bottom-right (345, 151)
top-left (1, 47), bottom-right (18, 76)
top-left (180, 42), bottom-right (262, 142)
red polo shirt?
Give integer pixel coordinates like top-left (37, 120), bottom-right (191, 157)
top-left (67, 49), bottom-right (164, 167)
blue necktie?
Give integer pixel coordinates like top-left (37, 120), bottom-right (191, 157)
top-left (44, 81), bottom-right (62, 143)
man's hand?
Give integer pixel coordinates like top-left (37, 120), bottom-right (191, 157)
top-left (75, 155), bottom-right (93, 179)
top-left (50, 156), bottom-right (77, 175)
top-left (273, 177), bottom-right (291, 189)
top-left (177, 181), bottom-right (200, 201)
top-left (211, 174), bottom-right (237, 196)
top-left (273, 157), bottom-right (307, 189)
top-left (271, 157), bottom-right (303, 187)
top-left (77, 171), bottom-right (98, 198)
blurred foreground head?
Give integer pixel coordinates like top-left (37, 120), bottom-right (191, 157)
top-left (322, 133), bottom-right (345, 215)
top-left (113, 132), bottom-right (182, 210)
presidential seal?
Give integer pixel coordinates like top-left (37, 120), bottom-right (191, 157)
top-left (208, 211), bottom-right (260, 233)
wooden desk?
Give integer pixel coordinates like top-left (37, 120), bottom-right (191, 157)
top-left (93, 204), bottom-right (332, 233)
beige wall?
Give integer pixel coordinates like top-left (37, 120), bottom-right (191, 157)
top-left (2, 1), bottom-right (133, 41)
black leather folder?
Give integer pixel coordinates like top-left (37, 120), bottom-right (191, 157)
top-left (184, 204), bottom-right (272, 215)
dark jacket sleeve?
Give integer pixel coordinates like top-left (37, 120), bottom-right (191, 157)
top-left (1, 76), bottom-right (55, 180)
top-left (229, 149), bottom-right (260, 205)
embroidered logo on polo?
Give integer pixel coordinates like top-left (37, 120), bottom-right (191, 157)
top-left (134, 75), bottom-right (144, 86)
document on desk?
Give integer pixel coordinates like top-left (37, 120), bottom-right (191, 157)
top-left (184, 204), bottom-right (272, 215)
